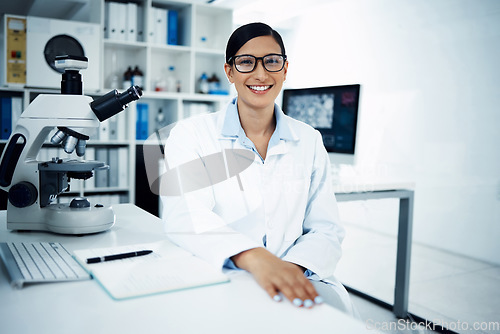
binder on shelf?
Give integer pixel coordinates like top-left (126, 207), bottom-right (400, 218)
top-left (108, 148), bottom-right (119, 188)
top-left (99, 119), bottom-right (110, 141)
top-left (87, 194), bottom-right (120, 207)
top-left (117, 2), bottom-right (127, 41)
top-left (108, 116), bottom-right (118, 140)
top-left (136, 5), bottom-right (144, 42)
top-left (118, 147), bottom-right (128, 188)
top-left (106, 2), bottom-right (119, 40)
top-left (95, 148), bottom-right (109, 188)
top-left (105, 1), bottom-right (128, 41)
top-left (111, 193), bottom-right (121, 204)
top-left (104, 1), bottom-right (110, 39)
top-left (116, 111), bottom-right (127, 141)
top-left (84, 147), bottom-right (96, 191)
top-left (1, 96), bottom-right (23, 139)
top-left (148, 6), bottom-right (157, 43)
top-left (136, 103), bottom-right (149, 140)
top-left (10, 97), bottom-right (22, 132)
top-left (153, 7), bottom-right (167, 44)
top-left (86, 195), bottom-right (99, 206)
top-left (110, 194), bottom-right (122, 205)
top-left (167, 10), bottom-right (178, 45)
top-left (126, 2), bottom-right (138, 42)
top-left (1, 97), bottom-right (12, 139)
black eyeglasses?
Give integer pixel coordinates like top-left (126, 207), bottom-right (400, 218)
top-left (228, 54), bottom-right (287, 73)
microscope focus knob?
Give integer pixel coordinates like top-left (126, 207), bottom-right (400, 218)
top-left (9, 182), bottom-right (38, 208)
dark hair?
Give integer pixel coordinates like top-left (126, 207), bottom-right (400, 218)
top-left (225, 22), bottom-right (286, 64)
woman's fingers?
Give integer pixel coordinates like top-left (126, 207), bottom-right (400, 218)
top-left (259, 261), bottom-right (320, 307)
top-left (262, 281), bottom-right (282, 302)
top-left (276, 272), bottom-right (318, 308)
top-left (231, 248), bottom-right (322, 308)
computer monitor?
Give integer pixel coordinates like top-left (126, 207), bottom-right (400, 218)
top-left (281, 84), bottom-right (360, 165)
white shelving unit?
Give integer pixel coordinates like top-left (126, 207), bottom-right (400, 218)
top-left (0, 0), bottom-right (233, 210)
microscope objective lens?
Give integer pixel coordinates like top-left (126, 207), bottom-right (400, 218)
top-left (64, 136), bottom-right (78, 154)
top-left (76, 140), bottom-right (86, 157)
top-left (51, 130), bottom-right (67, 144)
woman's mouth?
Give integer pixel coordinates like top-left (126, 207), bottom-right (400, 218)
top-left (248, 85), bottom-right (272, 93)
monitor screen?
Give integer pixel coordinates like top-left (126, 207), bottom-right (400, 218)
top-left (282, 84), bottom-right (360, 155)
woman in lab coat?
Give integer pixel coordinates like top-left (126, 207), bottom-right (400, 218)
top-left (161, 22), bottom-right (355, 313)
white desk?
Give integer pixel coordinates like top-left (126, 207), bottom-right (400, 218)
top-left (0, 204), bottom-right (377, 334)
top-left (334, 178), bottom-right (415, 319)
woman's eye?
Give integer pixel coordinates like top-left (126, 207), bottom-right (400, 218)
top-left (239, 59), bottom-right (254, 65)
top-left (265, 57), bottom-right (280, 64)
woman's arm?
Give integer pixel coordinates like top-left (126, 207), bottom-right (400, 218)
top-left (282, 130), bottom-right (345, 278)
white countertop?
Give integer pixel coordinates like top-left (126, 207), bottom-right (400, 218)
top-left (0, 204), bottom-right (378, 334)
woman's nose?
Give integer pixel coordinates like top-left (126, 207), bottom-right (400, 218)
top-left (253, 60), bottom-right (268, 79)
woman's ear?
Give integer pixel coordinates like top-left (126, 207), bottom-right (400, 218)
top-left (224, 63), bottom-right (234, 84)
top-left (283, 61), bottom-right (288, 81)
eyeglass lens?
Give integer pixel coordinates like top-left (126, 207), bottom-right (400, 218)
top-left (234, 55), bottom-right (285, 73)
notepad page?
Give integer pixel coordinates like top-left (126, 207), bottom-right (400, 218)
top-left (73, 241), bottom-right (229, 300)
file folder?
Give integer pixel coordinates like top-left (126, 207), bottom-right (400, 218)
top-left (167, 10), bottom-right (178, 45)
top-left (136, 103), bottom-right (149, 140)
top-left (1, 97), bottom-right (12, 139)
top-left (126, 2), bottom-right (138, 42)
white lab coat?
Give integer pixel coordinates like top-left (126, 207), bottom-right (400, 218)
top-left (160, 98), bottom-right (346, 287)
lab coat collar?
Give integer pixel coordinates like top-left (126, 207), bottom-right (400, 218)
top-left (274, 103), bottom-right (298, 142)
top-left (218, 97), bottom-right (299, 143)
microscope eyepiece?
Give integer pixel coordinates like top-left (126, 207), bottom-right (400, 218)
top-left (118, 85), bottom-right (143, 105)
top-left (90, 85), bottom-right (143, 122)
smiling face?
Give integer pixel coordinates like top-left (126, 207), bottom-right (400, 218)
top-left (224, 35), bottom-right (288, 115)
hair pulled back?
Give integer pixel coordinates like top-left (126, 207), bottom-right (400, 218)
top-left (225, 22), bottom-right (286, 64)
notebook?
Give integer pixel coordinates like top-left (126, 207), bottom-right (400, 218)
top-left (73, 240), bottom-right (229, 300)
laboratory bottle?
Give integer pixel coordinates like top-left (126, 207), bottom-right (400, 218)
top-left (155, 108), bottom-right (167, 130)
top-left (155, 68), bottom-right (167, 92)
top-left (132, 66), bottom-right (144, 89)
top-left (123, 66), bottom-right (132, 89)
top-left (208, 73), bottom-right (220, 94)
top-left (198, 73), bottom-right (209, 94)
top-left (166, 66), bottom-right (177, 92)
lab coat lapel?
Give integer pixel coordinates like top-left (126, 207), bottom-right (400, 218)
top-left (266, 140), bottom-right (288, 158)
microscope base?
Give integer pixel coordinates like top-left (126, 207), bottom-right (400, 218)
top-left (7, 204), bottom-right (116, 235)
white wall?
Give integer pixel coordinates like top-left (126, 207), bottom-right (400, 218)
top-left (285, 0), bottom-right (500, 264)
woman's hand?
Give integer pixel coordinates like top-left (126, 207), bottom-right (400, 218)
top-left (231, 247), bottom-right (322, 308)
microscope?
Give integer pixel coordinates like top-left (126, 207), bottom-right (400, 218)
top-left (0, 55), bottom-right (142, 234)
